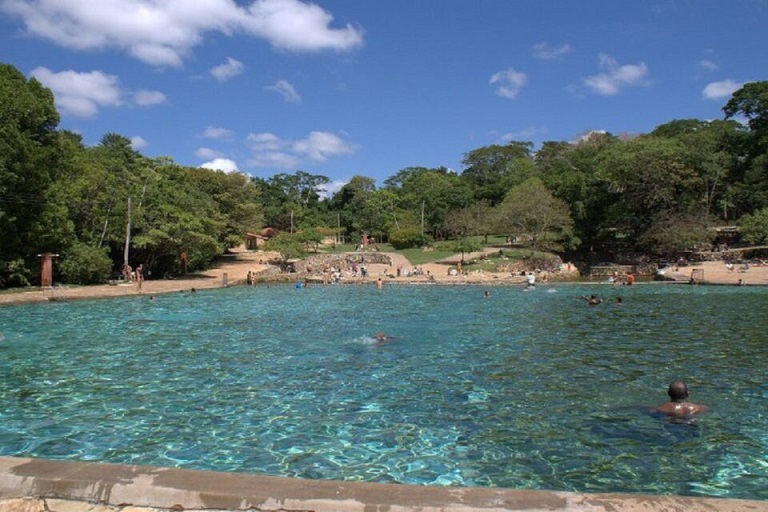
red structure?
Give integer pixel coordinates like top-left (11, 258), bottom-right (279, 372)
top-left (39, 252), bottom-right (56, 288)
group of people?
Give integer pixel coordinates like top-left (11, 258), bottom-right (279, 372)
top-left (122, 263), bottom-right (145, 292)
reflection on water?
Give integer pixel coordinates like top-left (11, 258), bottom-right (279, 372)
top-left (0, 283), bottom-right (766, 500)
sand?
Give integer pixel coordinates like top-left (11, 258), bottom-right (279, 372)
top-left (0, 251), bottom-right (764, 306)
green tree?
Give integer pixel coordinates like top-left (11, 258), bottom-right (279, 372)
top-left (495, 178), bottom-right (575, 256)
top-left (452, 237), bottom-right (483, 261)
top-left (0, 63), bottom-right (64, 286)
top-left (58, 242), bottom-right (113, 284)
top-left (443, 201), bottom-right (496, 242)
top-left (638, 212), bottom-right (716, 255)
top-left (264, 232), bottom-right (307, 268)
top-left (385, 167), bottom-right (472, 239)
top-left (723, 81), bottom-right (768, 135)
top-left (738, 207), bottom-right (768, 245)
top-left (461, 141), bottom-right (536, 204)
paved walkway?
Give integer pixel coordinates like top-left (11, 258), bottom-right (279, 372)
top-left (1, 457), bottom-right (765, 512)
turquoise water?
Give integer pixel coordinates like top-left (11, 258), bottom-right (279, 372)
top-left (0, 283), bottom-right (766, 500)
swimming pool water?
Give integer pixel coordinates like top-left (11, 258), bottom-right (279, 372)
top-left (0, 283), bottom-right (766, 500)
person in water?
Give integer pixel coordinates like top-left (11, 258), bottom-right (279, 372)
top-left (651, 380), bottom-right (707, 418)
top-left (582, 294), bottom-right (602, 305)
top-left (373, 332), bottom-right (394, 343)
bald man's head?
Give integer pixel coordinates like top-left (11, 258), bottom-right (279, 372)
top-left (668, 380), bottom-right (689, 401)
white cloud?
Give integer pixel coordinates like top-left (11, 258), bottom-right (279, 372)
top-left (195, 147), bottom-right (222, 159)
top-left (201, 158), bottom-right (239, 173)
top-left (1, 0), bottom-right (363, 67)
top-left (246, 130), bottom-right (356, 168)
top-left (699, 59), bottom-right (718, 71)
top-left (532, 42), bottom-right (572, 60)
top-left (202, 126), bottom-right (233, 139)
top-left (702, 79), bottom-right (743, 100)
top-left (583, 54), bottom-right (650, 95)
top-left (30, 67), bottom-right (166, 116)
top-left (210, 57), bottom-right (244, 82)
top-left (500, 126), bottom-right (547, 142)
top-left (490, 68), bottom-right (527, 99)
top-left (265, 79), bottom-right (301, 103)
top-left (133, 89), bottom-right (166, 106)
top-left (130, 136), bottom-right (148, 149)
top-left (30, 67), bottom-right (122, 117)
top-left (318, 179), bottom-right (347, 199)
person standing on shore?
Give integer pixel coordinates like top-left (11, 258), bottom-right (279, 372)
top-left (135, 264), bottom-right (144, 292)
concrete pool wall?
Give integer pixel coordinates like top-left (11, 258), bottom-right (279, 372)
top-left (0, 457), bottom-right (765, 512)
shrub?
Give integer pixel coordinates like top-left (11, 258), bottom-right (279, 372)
top-left (389, 228), bottom-right (434, 249)
top-left (0, 258), bottom-right (32, 288)
top-left (59, 243), bottom-right (113, 285)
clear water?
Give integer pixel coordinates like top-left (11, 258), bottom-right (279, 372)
top-left (0, 283), bottom-right (766, 500)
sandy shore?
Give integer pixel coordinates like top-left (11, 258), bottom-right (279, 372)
top-left (1, 252), bottom-right (765, 306)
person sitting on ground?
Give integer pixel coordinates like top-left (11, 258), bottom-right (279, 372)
top-left (650, 380), bottom-right (707, 418)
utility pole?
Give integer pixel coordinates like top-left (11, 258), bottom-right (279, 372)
top-left (123, 197), bottom-right (131, 268)
top-left (421, 200), bottom-right (425, 235)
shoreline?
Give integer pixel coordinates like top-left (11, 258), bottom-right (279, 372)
top-left (1, 256), bottom-right (765, 306)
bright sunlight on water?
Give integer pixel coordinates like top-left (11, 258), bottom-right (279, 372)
top-left (0, 283), bottom-right (766, 500)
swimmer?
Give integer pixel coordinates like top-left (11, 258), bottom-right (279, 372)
top-left (483, 290), bottom-right (491, 298)
top-left (373, 332), bottom-right (394, 343)
top-left (615, 297), bottom-right (623, 306)
top-left (650, 380), bottom-right (708, 418)
top-left (581, 294), bottom-right (602, 305)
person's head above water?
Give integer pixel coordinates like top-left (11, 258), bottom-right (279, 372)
top-left (667, 380), bottom-right (689, 402)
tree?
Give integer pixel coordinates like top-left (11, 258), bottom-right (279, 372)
top-left (461, 141), bottom-right (536, 204)
top-left (638, 212), bottom-right (716, 255)
top-left (452, 237), bottom-right (483, 262)
top-left (264, 232), bottom-right (306, 269)
top-left (738, 207), bottom-right (768, 245)
top-left (0, 63), bottom-right (64, 286)
top-left (296, 227), bottom-right (325, 253)
top-left (443, 201), bottom-right (496, 242)
top-left (385, 167), bottom-right (472, 239)
top-left (723, 81), bottom-right (768, 135)
top-left (256, 171), bottom-right (329, 231)
top-left (496, 178), bottom-right (575, 256)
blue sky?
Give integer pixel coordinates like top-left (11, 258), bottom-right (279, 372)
top-left (1, 0), bottom-right (766, 193)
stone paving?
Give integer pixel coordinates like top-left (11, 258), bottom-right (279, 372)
top-left (1, 457), bottom-right (766, 512)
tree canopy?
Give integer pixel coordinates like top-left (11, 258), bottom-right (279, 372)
top-left (1, 59), bottom-right (767, 288)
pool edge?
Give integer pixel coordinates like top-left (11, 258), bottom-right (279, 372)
top-left (0, 457), bottom-right (764, 512)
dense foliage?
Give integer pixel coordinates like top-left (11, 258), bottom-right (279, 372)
top-left (1, 60), bottom-right (767, 287)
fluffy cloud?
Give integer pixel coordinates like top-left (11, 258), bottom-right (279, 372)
top-left (265, 80), bottom-right (301, 103)
top-left (532, 42), bottom-right (572, 60)
top-left (195, 147), bottom-right (223, 159)
top-left (702, 79), bottom-right (743, 100)
top-left (30, 67), bottom-right (165, 117)
top-left (201, 158), bottom-right (240, 173)
top-left (490, 68), bottom-right (527, 99)
top-left (210, 57), bottom-right (244, 82)
top-left (30, 67), bottom-right (122, 117)
top-left (202, 126), bottom-right (234, 139)
top-left (246, 130), bottom-right (356, 168)
top-left (2, 0), bottom-right (364, 67)
top-left (583, 54), bottom-right (649, 95)
top-left (133, 89), bottom-right (166, 106)
top-left (130, 136), bottom-right (148, 149)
